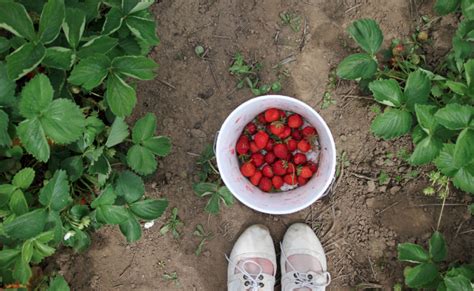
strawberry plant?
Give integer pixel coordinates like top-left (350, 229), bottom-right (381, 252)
top-left (398, 231), bottom-right (474, 290)
top-left (336, 7), bottom-right (474, 195)
top-left (0, 0), bottom-right (170, 288)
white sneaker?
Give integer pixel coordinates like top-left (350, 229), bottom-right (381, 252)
top-left (280, 223), bottom-right (331, 291)
top-left (227, 224), bottom-right (277, 291)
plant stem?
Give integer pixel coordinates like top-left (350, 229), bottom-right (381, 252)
top-left (436, 194), bottom-right (448, 231)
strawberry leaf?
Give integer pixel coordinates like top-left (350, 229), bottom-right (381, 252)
top-left (112, 55), bottom-right (158, 80)
top-left (105, 73), bottom-right (137, 117)
top-left (415, 104), bottom-right (440, 136)
top-left (129, 199), bottom-right (168, 220)
top-left (38, 0), bottom-right (65, 44)
top-left (42, 47), bottom-right (75, 70)
top-left (19, 74), bottom-right (53, 118)
top-left (102, 7), bottom-right (123, 35)
top-left (435, 144), bottom-right (459, 176)
top-left (454, 128), bottom-right (474, 167)
top-left (434, 0), bottom-right (460, 15)
top-left (142, 136), bottom-right (171, 157)
top-left (38, 170), bottom-right (72, 211)
top-left (9, 189), bottom-right (28, 215)
top-left (461, 0), bottom-right (474, 20)
top-left (347, 19), bottom-right (383, 55)
top-left (3, 209), bottom-right (47, 240)
top-left (435, 104), bottom-right (473, 130)
top-left (41, 99), bottom-right (85, 144)
top-left (6, 42), bottom-right (46, 81)
top-left (409, 136), bottom-right (443, 165)
top-left (119, 211), bottom-right (142, 242)
top-left (63, 8), bottom-right (86, 48)
top-left (0, 109), bottom-right (11, 146)
top-left (125, 14), bottom-right (159, 46)
top-left (404, 263), bottom-right (439, 288)
top-left (0, 62), bottom-right (15, 106)
top-left (12, 167), bottom-right (35, 189)
top-left (17, 118), bottom-right (50, 162)
top-left (126, 144), bottom-right (156, 175)
top-left (115, 171), bottom-right (145, 203)
top-left (453, 164), bottom-right (474, 193)
top-left (404, 70), bottom-right (431, 111)
top-left (106, 117), bottom-right (129, 147)
top-left (369, 79), bottom-right (403, 107)
top-left (0, 2), bottom-right (35, 40)
top-left (132, 113), bottom-right (156, 143)
top-left (429, 231), bottom-right (447, 262)
top-left (444, 275), bottom-right (472, 291)
top-left (336, 53), bottom-right (377, 80)
top-left (371, 109), bottom-right (413, 140)
top-left (398, 243), bottom-right (430, 263)
top-left (96, 205), bottom-right (128, 224)
top-left (68, 55), bottom-right (111, 90)
top-left (91, 186), bottom-right (116, 208)
top-left (77, 35), bottom-right (118, 58)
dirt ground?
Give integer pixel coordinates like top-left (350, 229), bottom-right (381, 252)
top-left (56, 0), bottom-right (473, 290)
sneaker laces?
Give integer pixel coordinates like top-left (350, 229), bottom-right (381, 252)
top-left (225, 254), bottom-right (267, 291)
top-left (280, 242), bottom-right (331, 290)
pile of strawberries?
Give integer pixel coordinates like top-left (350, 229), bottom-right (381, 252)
top-left (236, 108), bottom-right (320, 192)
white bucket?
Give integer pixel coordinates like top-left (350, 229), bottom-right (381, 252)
top-left (216, 95), bottom-right (337, 215)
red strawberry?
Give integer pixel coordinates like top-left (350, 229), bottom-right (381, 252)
top-left (279, 110), bottom-right (286, 119)
top-left (250, 141), bottom-right (259, 154)
top-left (251, 153), bottom-right (265, 167)
top-left (297, 176), bottom-right (308, 186)
top-left (264, 108), bottom-right (280, 123)
top-left (241, 162), bottom-right (256, 177)
top-left (302, 126), bottom-right (317, 137)
top-left (259, 177), bottom-right (272, 192)
top-left (265, 152), bottom-right (276, 164)
top-left (278, 126), bottom-right (291, 139)
top-left (254, 131), bottom-right (269, 149)
top-left (262, 165), bottom-right (274, 178)
top-left (257, 113), bottom-right (267, 124)
top-left (288, 114), bottom-right (303, 128)
top-left (272, 176), bottom-right (284, 189)
top-left (297, 140), bottom-right (311, 152)
top-left (273, 144), bottom-right (288, 159)
top-left (299, 166), bottom-right (313, 178)
top-left (286, 162), bottom-right (296, 174)
top-left (265, 139), bottom-right (274, 151)
top-left (284, 174), bottom-right (297, 185)
top-left (236, 136), bottom-right (250, 155)
top-left (250, 170), bottom-right (262, 186)
top-left (292, 129), bottom-right (303, 141)
top-left (245, 122), bottom-right (257, 134)
top-left (293, 153), bottom-right (307, 165)
top-left (286, 152), bottom-right (293, 161)
top-left (272, 160), bottom-right (287, 176)
top-left (307, 161), bottom-right (318, 173)
top-left (269, 123), bottom-right (285, 135)
top-left (286, 139), bottom-right (297, 152)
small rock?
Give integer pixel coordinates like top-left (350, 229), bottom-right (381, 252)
top-left (379, 186), bottom-right (387, 192)
top-left (367, 181), bottom-right (376, 192)
top-left (191, 128), bottom-right (206, 139)
top-left (198, 88), bottom-right (214, 99)
top-left (179, 170), bottom-right (187, 179)
top-left (398, 166), bottom-right (406, 173)
top-left (385, 160), bottom-right (395, 167)
top-left (273, 216), bottom-right (279, 222)
top-left (366, 197), bottom-right (376, 208)
top-left (340, 135), bottom-right (347, 142)
top-left (165, 172), bottom-right (172, 181)
top-left (359, 220), bottom-right (365, 226)
top-left (203, 250), bottom-right (211, 257)
top-left (390, 186), bottom-right (401, 195)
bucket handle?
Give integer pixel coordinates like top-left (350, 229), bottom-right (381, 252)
top-left (321, 175), bottom-right (336, 198)
top-left (213, 130), bottom-right (220, 154)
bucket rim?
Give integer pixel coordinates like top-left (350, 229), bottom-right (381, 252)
top-left (216, 95), bottom-right (337, 215)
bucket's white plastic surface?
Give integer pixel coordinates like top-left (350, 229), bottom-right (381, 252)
top-left (216, 95), bottom-right (336, 215)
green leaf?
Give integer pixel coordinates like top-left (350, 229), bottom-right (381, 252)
top-left (435, 104), bottom-right (473, 130)
top-left (19, 74), bottom-right (53, 118)
top-left (465, 59), bottom-right (474, 88)
top-left (125, 15), bottom-right (159, 46)
top-left (130, 199), bottom-right (168, 220)
top-left (0, 2), bottom-right (35, 40)
top-left (105, 73), bottom-right (137, 117)
top-left (106, 117), bottom-right (129, 147)
top-left (42, 47), bottom-right (75, 70)
top-left (61, 156), bottom-right (84, 182)
top-left (13, 167), bottom-right (35, 189)
top-left (119, 212), bottom-right (141, 242)
top-left (371, 109), bottom-right (412, 140)
top-left (142, 136), bottom-right (172, 157)
top-left (115, 170), bottom-right (144, 203)
top-left (39, 170), bottom-right (72, 211)
top-left (48, 275), bottom-right (70, 291)
top-left (347, 19), bottom-right (383, 54)
top-left (435, 144), bottom-right (459, 176)
top-left (193, 182), bottom-right (218, 196)
top-left (126, 144), bottom-right (156, 175)
top-left (218, 186), bottom-right (234, 206)
top-left (404, 263), bottom-right (439, 288)
top-left (369, 79), bottom-right (403, 107)
top-left (68, 55), bottom-right (111, 90)
top-left (409, 136), bottom-right (443, 165)
top-left (112, 56), bottom-right (158, 80)
top-left (0, 36), bottom-right (10, 53)
top-left (404, 69), bottom-right (431, 111)
top-left (91, 186), bottom-right (116, 208)
top-left (429, 231), bottom-right (447, 262)
top-left (102, 7), bottom-right (123, 35)
top-left (122, 0), bottom-right (154, 14)
top-left (445, 275), bottom-right (472, 291)
top-left (435, 0), bottom-right (461, 15)
top-left (77, 35), bottom-right (118, 59)
top-left (446, 80), bottom-right (467, 95)
top-left (415, 104), bottom-right (439, 135)
top-left (13, 257), bottom-right (32, 284)
top-left (4, 209), bottom-right (47, 240)
top-left (454, 129), bottom-right (474, 167)
top-left (38, 0), bottom-right (65, 44)
top-left (21, 239), bottom-right (33, 263)
top-left (63, 8), bottom-right (85, 48)
top-left (132, 113), bottom-right (156, 143)
top-left (205, 194), bottom-right (220, 214)
top-left (461, 0), bottom-right (474, 20)
top-left (336, 53), bottom-right (377, 80)
top-left (0, 249), bottom-right (20, 267)
top-left (96, 205), bottom-right (128, 224)
top-left (41, 99), bottom-right (85, 144)
top-left (0, 109), bottom-right (11, 146)
top-left (453, 163), bottom-right (474, 193)
top-left (398, 243), bottom-right (430, 263)
top-left (0, 62), bottom-right (15, 106)
top-left (6, 42), bottom-right (46, 80)
top-left (9, 189), bottom-right (28, 215)
top-left (17, 118), bottom-right (50, 162)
